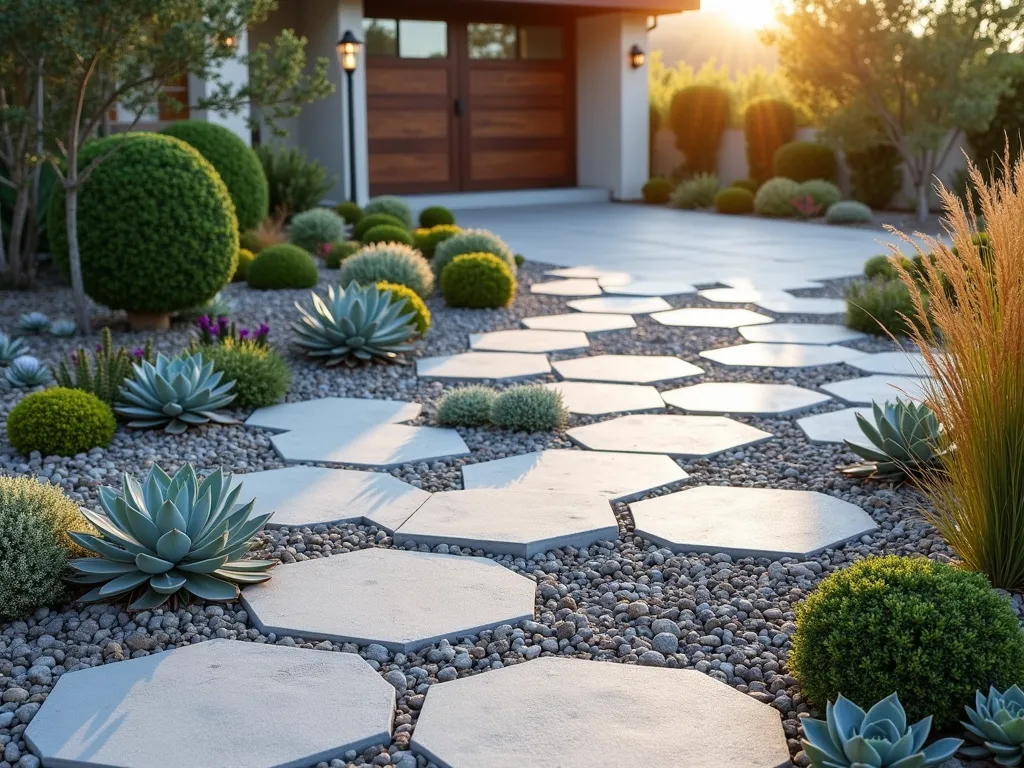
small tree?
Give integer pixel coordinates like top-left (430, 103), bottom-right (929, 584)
top-left (765, 0), bottom-right (1024, 221)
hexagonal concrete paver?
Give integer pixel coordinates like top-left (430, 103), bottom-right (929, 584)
top-left (552, 354), bottom-right (703, 384)
top-left (846, 350), bottom-right (930, 376)
top-left (469, 329), bottom-right (589, 354)
top-left (231, 466), bottom-right (429, 532)
top-left (651, 308), bottom-right (775, 328)
top-left (417, 352), bottom-right (552, 381)
top-left (699, 343), bottom-right (863, 368)
top-left (739, 323), bottom-right (867, 345)
top-left (755, 296), bottom-right (847, 315)
top-left (271, 424), bottom-right (469, 470)
top-left (543, 381), bottom-right (665, 415)
top-left (521, 313), bottom-right (636, 333)
top-left (599, 278), bottom-right (698, 296)
top-left (24, 640), bottom-right (394, 768)
top-left (797, 407), bottom-right (873, 447)
top-left (241, 548), bottom-right (535, 653)
top-left (246, 397), bottom-right (421, 433)
top-left (568, 414), bottom-right (772, 458)
top-left (411, 656), bottom-right (790, 768)
top-left (394, 489), bottom-right (617, 556)
top-left (821, 374), bottom-right (932, 406)
top-left (662, 382), bottom-right (830, 416)
top-left (544, 266), bottom-right (619, 279)
top-left (698, 287), bottom-right (786, 304)
top-left (566, 296), bottom-right (672, 314)
top-left (529, 278), bottom-right (603, 296)
top-left (631, 486), bottom-right (878, 559)
top-left (462, 449), bottom-right (688, 502)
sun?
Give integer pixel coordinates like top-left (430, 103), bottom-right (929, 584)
top-left (700, 0), bottom-right (779, 30)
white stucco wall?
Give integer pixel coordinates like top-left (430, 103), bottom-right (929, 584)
top-left (249, 2), bottom-right (301, 147)
top-left (189, 32), bottom-right (252, 144)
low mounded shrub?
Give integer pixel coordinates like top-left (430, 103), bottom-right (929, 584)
top-left (377, 280), bottom-right (431, 335)
top-left (354, 212), bottom-right (406, 241)
top-left (790, 555), bottom-right (1024, 728)
top-left (773, 140), bottom-right (837, 182)
top-left (796, 179), bottom-right (842, 211)
top-left (362, 224), bottom-right (415, 247)
top-left (6, 387), bottom-right (116, 456)
top-left (863, 254), bottom-right (914, 281)
top-left (255, 145), bottom-right (332, 217)
top-left (246, 244), bottom-right (320, 290)
top-left (414, 225), bottom-right (460, 260)
top-left (437, 386), bottom-right (497, 426)
top-left (325, 240), bottom-right (361, 269)
top-left (730, 178), bottom-right (759, 194)
top-left (714, 187), bottom-right (755, 214)
top-left (0, 476), bottom-right (91, 620)
top-left (826, 200), bottom-right (874, 225)
top-left (845, 278), bottom-right (927, 337)
top-left (753, 177), bottom-right (800, 217)
top-left (440, 252), bottom-right (515, 308)
top-left (334, 201), bottom-right (363, 225)
top-left (670, 173), bottom-right (719, 209)
top-left (289, 208), bottom-right (346, 253)
top-left (201, 339), bottom-right (291, 409)
top-left (233, 248), bottom-right (255, 282)
top-left (642, 177), bottom-right (673, 205)
top-left (363, 195), bottom-right (413, 229)
top-left (433, 229), bottom-right (516, 279)
top-left (419, 205), bottom-right (455, 228)
top-left (339, 243), bottom-right (434, 297)
top-left (491, 385), bottom-right (568, 432)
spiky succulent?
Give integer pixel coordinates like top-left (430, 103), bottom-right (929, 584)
top-left (115, 352), bottom-right (237, 434)
top-left (292, 282), bottom-right (417, 367)
top-left (961, 686), bottom-right (1024, 765)
top-left (0, 332), bottom-right (29, 365)
top-left (844, 398), bottom-right (942, 481)
top-left (5, 355), bottom-right (51, 388)
top-left (67, 463), bottom-right (276, 610)
top-left (16, 312), bottom-right (50, 334)
top-left (48, 319), bottom-right (77, 337)
top-left (802, 693), bottom-right (962, 767)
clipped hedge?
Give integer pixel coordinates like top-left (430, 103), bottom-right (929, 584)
top-left (7, 387), bottom-right (116, 456)
top-left (743, 98), bottom-right (797, 184)
top-left (440, 252), bottom-right (515, 308)
top-left (642, 178), bottom-right (673, 205)
top-left (419, 205), bottom-right (455, 228)
top-left (714, 187), bottom-right (754, 214)
top-left (334, 200), bottom-right (363, 225)
top-left (246, 243), bottom-right (320, 290)
top-left (354, 212), bottom-right (406, 241)
top-left (362, 224), bottom-right (415, 247)
top-left (773, 140), bottom-right (837, 182)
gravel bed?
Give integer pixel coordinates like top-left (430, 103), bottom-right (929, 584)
top-left (0, 262), bottom-right (984, 768)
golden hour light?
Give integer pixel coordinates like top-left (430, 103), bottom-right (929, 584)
top-left (700, 0), bottom-right (779, 30)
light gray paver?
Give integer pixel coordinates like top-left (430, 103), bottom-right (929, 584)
top-left (699, 342), bottom-right (863, 368)
top-left (417, 351), bottom-right (552, 381)
top-left (566, 296), bottom-right (672, 314)
top-left (246, 397), bottom-right (421, 433)
top-left (543, 381), bottom-right (665, 415)
top-left (755, 296), bottom-right (847, 315)
top-left (24, 640), bottom-right (394, 768)
top-left (651, 308), bottom-right (775, 328)
top-left (462, 449), bottom-right (688, 502)
top-left (552, 354), bottom-right (703, 384)
top-left (529, 278), bottom-right (603, 296)
top-left (521, 313), bottom-right (637, 333)
top-left (738, 323), bottom-right (867, 345)
top-left (797, 407), bottom-right (873, 447)
top-left (568, 414), bottom-right (772, 458)
top-left (631, 486), bottom-right (878, 559)
top-left (241, 548), bottom-right (535, 653)
top-left (271, 424), bottom-right (469, 469)
top-left (411, 656), bottom-right (790, 768)
top-left (544, 266), bottom-right (620, 279)
top-left (230, 466), bottom-right (429, 532)
top-left (821, 374), bottom-right (932, 405)
top-left (846, 350), bottom-right (930, 376)
top-left (394, 489), bottom-right (617, 556)
top-left (662, 382), bottom-right (830, 416)
top-left (599, 278), bottom-right (698, 296)
top-left (469, 329), bottom-right (589, 354)
top-left (698, 288), bottom-right (786, 304)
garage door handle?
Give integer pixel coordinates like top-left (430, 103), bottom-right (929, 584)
top-left (453, 97), bottom-right (464, 117)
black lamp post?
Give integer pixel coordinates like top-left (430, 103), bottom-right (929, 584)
top-left (336, 30), bottom-right (362, 202)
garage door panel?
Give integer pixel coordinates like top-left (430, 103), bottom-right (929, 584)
top-left (370, 110), bottom-right (450, 140)
top-left (367, 68), bottom-right (449, 97)
top-left (470, 109), bottom-right (565, 139)
top-left (472, 149), bottom-right (567, 181)
top-left (370, 151), bottom-right (452, 185)
top-left (469, 69), bottom-right (565, 98)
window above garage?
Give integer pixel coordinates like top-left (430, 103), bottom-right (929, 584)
top-left (363, 18), bottom-right (449, 58)
top-left (467, 23), bottom-right (563, 60)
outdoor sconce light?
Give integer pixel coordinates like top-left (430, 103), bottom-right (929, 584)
top-left (336, 30), bottom-right (362, 74)
top-left (221, 35), bottom-right (236, 50)
top-left (336, 30), bottom-right (363, 202)
top-left (629, 44), bottom-right (645, 69)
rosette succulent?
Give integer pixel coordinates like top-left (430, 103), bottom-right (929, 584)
top-left (0, 332), bottom-right (29, 365)
top-left (961, 686), bottom-right (1024, 765)
top-left (68, 463), bottom-right (276, 609)
top-left (803, 693), bottom-right (962, 767)
top-left (844, 398), bottom-right (942, 481)
top-left (49, 319), bottom-right (77, 337)
top-left (115, 352), bottom-right (237, 434)
top-left (16, 311), bottom-right (50, 334)
top-left (5, 355), bottom-right (51, 388)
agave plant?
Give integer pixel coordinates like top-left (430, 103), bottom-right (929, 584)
top-left (844, 398), bottom-right (942, 481)
top-left (5, 355), bottom-right (51, 388)
top-left (16, 311), bottom-right (50, 334)
top-left (0, 332), bottom-right (29, 366)
top-left (67, 463), bottom-right (276, 610)
top-left (115, 352), bottom-right (237, 434)
top-left (802, 693), bottom-right (962, 767)
top-left (48, 319), bottom-right (77, 337)
top-left (961, 685), bottom-right (1024, 765)
top-left (292, 282), bottom-right (418, 367)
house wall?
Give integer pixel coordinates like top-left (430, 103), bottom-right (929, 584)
top-left (188, 32), bottom-right (252, 144)
top-left (249, 3), bottom-right (302, 147)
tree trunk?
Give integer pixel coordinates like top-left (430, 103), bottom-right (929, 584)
top-left (916, 183), bottom-right (930, 222)
top-left (65, 182), bottom-right (91, 332)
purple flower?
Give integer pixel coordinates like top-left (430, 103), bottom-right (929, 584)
top-left (95, 344), bottom-right (103, 352)
top-left (239, 329), bottom-right (250, 340)
top-left (256, 323), bottom-right (270, 336)
top-left (132, 347), bottom-right (145, 358)
top-left (196, 315), bottom-right (212, 330)
top-left (217, 317), bottom-right (230, 330)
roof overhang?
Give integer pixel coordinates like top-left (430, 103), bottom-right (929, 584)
top-left (481, 0), bottom-right (698, 9)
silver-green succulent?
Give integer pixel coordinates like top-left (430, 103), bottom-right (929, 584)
top-left (5, 355), bottom-right (51, 388)
top-left (0, 332), bottom-right (29, 366)
top-left (16, 312), bottom-right (50, 334)
top-left (802, 693), bottom-right (962, 767)
top-left (844, 398), bottom-right (942, 481)
top-left (48, 319), bottom-right (77, 337)
top-left (68, 463), bottom-right (276, 610)
top-left (115, 352), bottom-right (237, 434)
top-left (961, 685), bottom-right (1024, 765)
top-left (292, 282), bottom-right (417, 367)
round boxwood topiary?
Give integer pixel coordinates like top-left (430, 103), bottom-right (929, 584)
top-left (796, 179), bottom-right (842, 211)
top-left (414, 225), bottom-right (461, 260)
top-left (419, 205), bottom-right (455, 228)
top-left (714, 187), bottom-right (755, 214)
top-left (363, 195), bottom-right (413, 228)
top-left (826, 200), bottom-right (874, 225)
top-left (339, 243), bottom-right (434, 297)
top-left (362, 224), bottom-right (415, 247)
top-left (160, 120), bottom-right (268, 231)
top-left (288, 208), bottom-right (346, 253)
top-left (246, 243), bottom-right (320, 290)
top-left (233, 248), bottom-right (255, 282)
top-left (334, 200), bottom-right (363, 225)
top-left (754, 177), bottom-right (800, 217)
top-left (440, 252), bottom-right (515, 308)
top-left (790, 555), bottom-right (1024, 729)
top-left (642, 177), bottom-right (674, 205)
top-left (433, 229), bottom-right (516, 279)
top-left (773, 140), bottom-right (837, 182)
top-left (48, 133), bottom-right (237, 317)
top-left (325, 240), bottom-right (361, 269)
top-left (730, 178), bottom-right (759, 194)
top-left (353, 212), bottom-right (406, 241)
top-left (6, 387), bottom-right (116, 457)
top-left (377, 280), bottom-right (431, 335)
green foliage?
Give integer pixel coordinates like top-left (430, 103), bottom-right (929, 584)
top-left (714, 187), bottom-right (755, 214)
top-left (419, 205), bottom-right (455, 228)
top-left (363, 195), bottom-right (413, 228)
top-left (160, 121), bottom-right (268, 231)
top-left (730, 178), bottom-right (759, 194)
top-left (55, 327), bottom-right (153, 405)
top-left (339, 243), bottom-right (434, 297)
top-left (845, 278), bottom-right (926, 337)
top-left (642, 177), bottom-right (673, 205)
top-left (847, 143), bottom-right (903, 209)
top-left (376, 280), bottom-right (430, 335)
top-left (961, 685), bottom-right (1024, 764)
top-left (790, 555), bottom-right (1024, 729)
top-left (233, 248), bottom-right (255, 281)
top-left (353, 212), bottom-right (406, 241)
top-left (773, 140), bottom-right (837, 182)
top-left (334, 200), bottom-right (363, 225)
top-left (514, 254), bottom-right (525, 268)
top-left (7, 387), bottom-right (116, 456)
top-left (288, 207), bottom-right (346, 253)
top-left (0, 476), bottom-right (91, 621)
top-left (68, 463), bottom-right (276, 609)
top-left (437, 386), bottom-right (497, 427)
top-left (0, 332), bottom-right (29, 365)
top-left (255, 145), bottom-right (333, 217)
top-left (863, 255), bottom-right (914, 282)
top-left (670, 173), bottom-right (719, 209)
top-left (797, 179), bottom-right (842, 210)
top-left (668, 85), bottom-right (731, 174)
top-left (325, 240), bottom-right (360, 268)
top-left (246, 243), bottom-right (320, 290)
top-left (966, 69), bottom-right (1024, 182)
top-left (432, 229), bottom-right (516, 279)
top-left (49, 133), bottom-right (237, 314)
top-left (753, 177), bottom-right (800, 217)
top-left (414, 225), bottom-right (460, 259)
top-left (844, 399), bottom-right (943, 481)
top-left (826, 200), bottom-right (874, 224)
top-left (362, 224), bottom-right (415, 247)
top-left (744, 98), bottom-right (797, 183)
top-left (440, 252), bottom-right (516, 309)
top-left (201, 338), bottom-right (291, 409)
top-left (491, 385), bottom-right (568, 432)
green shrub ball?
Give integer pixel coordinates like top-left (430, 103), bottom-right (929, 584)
top-left (433, 229), bottom-right (517, 279)
top-left (160, 121), bottom-right (269, 231)
top-left (419, 205), bottom-right (455, 228)
top-left (326, 240), bottom-right (361, 269)
top-left (773, 140), bottom-right (837, 182)
top-left (790, 555), bottom-right (1024, 728)
top-left (754, 177), bottom-right (800, 217)
top-left (437, 386), bottom-right (497, 426)
top-left (339, 243), bottom-right (434, 298)
top-left (49, 133), bottom-right (237, 314)
top-left (354, 212), bottom-right (406, 241)
top-left (362, 224), bottom-right (415, 247)
top-left (202, 342), bottom-right (291, 409)
top-left (714, 187), bottom-right (755, 214)
top-left (7, 387), bottom-right (116, 457)
top-left (491, 385), bottom-right (568, 432)
top-left (441, 252), bottom-right (516, 308)
top-left (334, 200), bottom-right (363, 225)
top-left (363, 195), bottom-right (413, 228)
top-left (845, 278), bottom-right (927, 337)
top-left (826, 200), bottom-right (874, 225)
top-left (246, 243), bottom-right (320, 290)
top-left (642, 178), bottom-right (673, 205)
top-left (288, 208), bottom-right (346, 253)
